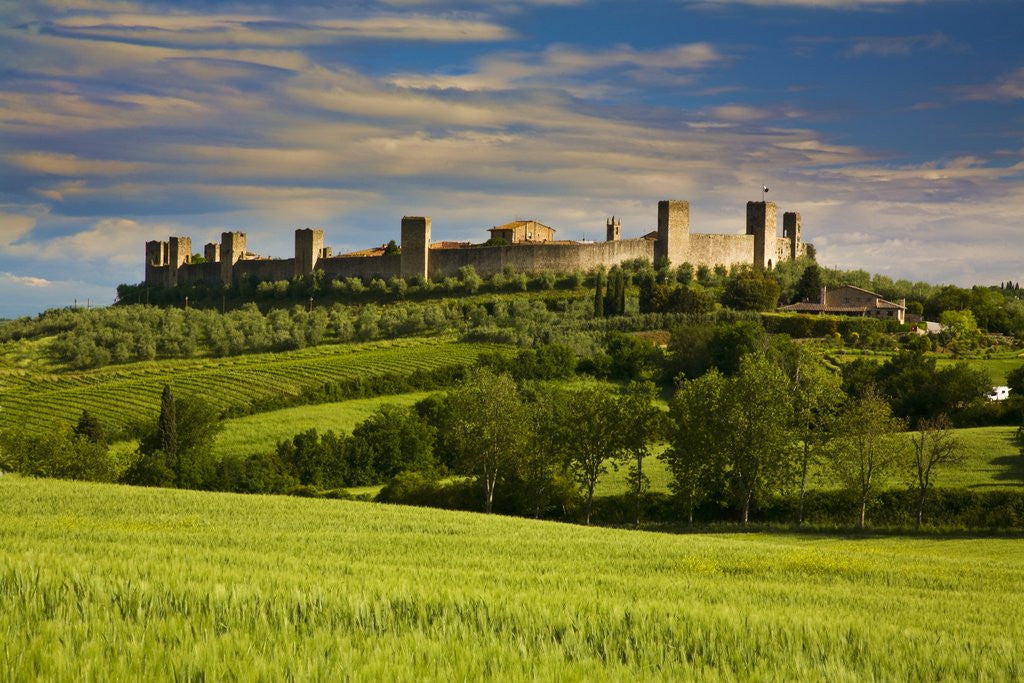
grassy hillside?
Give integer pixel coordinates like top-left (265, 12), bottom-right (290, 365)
top-left (829, 349), bottom-right (1023, 385)
top-left (594, 426), bottom-right (1024, 497)
top-left (212, 391), bottom-right (435, 459)
top-left (2, 476), bottom-right (1022, 679)
top-left (0, 336), bottom-right (503, 435)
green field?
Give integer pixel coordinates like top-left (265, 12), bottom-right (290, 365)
top-left (0, 336), bottom-right (503, 434)
top-left (212, 391), bottom-right (435, 459)
top-left (594, 426), bottom-right (1024, 497)
top-left (2, 476), bottom-right (1021, 679)
top-left (830, 349), bottom-right (1023, 385)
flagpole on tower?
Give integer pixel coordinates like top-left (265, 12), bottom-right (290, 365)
top-left (762, 184), bottom-right (769, 202)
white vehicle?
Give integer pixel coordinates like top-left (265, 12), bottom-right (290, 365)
top-left (986, 386), bottom-right (1010, 401)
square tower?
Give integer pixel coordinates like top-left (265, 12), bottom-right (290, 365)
top-left (295, 228), bottom-right (325, 278)
top-left (221, 231), bottom-right (246, 285)
top-left (145, 240), bottom-right (167, 286)
top-left (783, 212), bottom-right (801, 261)
top-left (400, 216), bottom-right (431, 280)
top-left (167, 236), bottom-right (191, 287)
top-left (606, 216), bottom-right (621, 242)
top-left (654, 200), bottom-right (690, 267)
top-left (746, 201), bottom-right (777, 270)
top-left (204, 243), bottom-right (221, 262)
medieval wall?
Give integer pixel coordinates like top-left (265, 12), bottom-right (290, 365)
top-left (320, 254), bottom-right (402, 281)
top-left (233, 259), bottom-right (296, 283)
top-left (685, 234), bottom-right (755, 269)
top-left (143, 198), bottom-right (811, 289)
top-left (427, 237), bottom-right (655, 278)
top-left (175, 261), bottom-right (220, 286)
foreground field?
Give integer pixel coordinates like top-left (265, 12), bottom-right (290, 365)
top-left (2, 477), bottom-right (1022, 680)
top-left (0, 336), bottom-right (502, 434)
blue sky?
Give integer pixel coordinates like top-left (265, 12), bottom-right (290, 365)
top-left (1, 0), bottom-right (1022, 316)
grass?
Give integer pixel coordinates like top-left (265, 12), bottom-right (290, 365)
top-left (2, 476), bottom-right (1022, 679)
top-left (829, 348), bottom-right (1023, 385)
top-left (0, 336), bottom-right (504, 435)
top-left (595, 426), bottom-right (1024, 498)
top-left (212, 391), bottom-right (435, 459)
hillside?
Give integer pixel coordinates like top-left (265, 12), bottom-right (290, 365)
top-left (0, 336), bottom-right (502, 434)
top-left (2, 476), bottom-right (1022, 679)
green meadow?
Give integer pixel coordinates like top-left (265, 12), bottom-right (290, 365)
top-left (2, 476), bottom-right (1021, 680)
top-left (212, 391), bottom-right (435, 460)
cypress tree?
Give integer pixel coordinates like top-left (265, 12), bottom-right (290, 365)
top-left (614, 270), bottom-right (622, 317)
top-left (593, 273), bottom-right (604, 318)
top-left (158, 384), bottom-right (178, 462)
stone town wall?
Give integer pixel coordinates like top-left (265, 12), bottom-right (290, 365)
top-left (427, 237), bottom-right (655, 278)
top-left (233, 258), bottom-right (296, 283)
top-left (320, 254), bottom-right (402, 281)
top-left (685, 234), bottom-right (755, 270)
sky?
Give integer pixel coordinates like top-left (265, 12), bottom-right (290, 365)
top-left (1, 0), bottom-right (1022, 317)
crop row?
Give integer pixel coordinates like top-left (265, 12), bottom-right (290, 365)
top-left (0, 338), bottom-right (501, 434)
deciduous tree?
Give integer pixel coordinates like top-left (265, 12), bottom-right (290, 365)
top-left (827, 388), bottom-right (908, 529)
top-left (910, 415), bottom-right (964, 528)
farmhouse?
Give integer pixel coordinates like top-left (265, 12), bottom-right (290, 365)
top-left (144, 199), bottom-right (812, 288)
top-left (779, 285), bottom-right (908, 324)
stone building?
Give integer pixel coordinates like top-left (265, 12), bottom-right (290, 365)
top-left (487, 220), bottom-right (556, 244)
top-left (144, 199), bottom-right (811, 288)
top-left (778, 285), bottom-right (907, 324)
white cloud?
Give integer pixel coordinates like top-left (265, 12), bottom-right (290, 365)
top-left (956, 67), bottom-right (1024, 101)
top-left (0, 272), bottom-right (52, 288)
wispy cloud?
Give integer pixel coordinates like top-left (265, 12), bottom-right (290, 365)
top-left (34, 12), bottom-right (516, 46)
top-left (955, 66), bottom-right (1024, 101)
top-left (846, 32), bottom-right (958, 57)
top-left (0, 272), bottom-right (52, 288)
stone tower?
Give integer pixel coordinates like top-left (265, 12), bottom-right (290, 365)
top-left (167, 236), bottom-right (191, 287)
top-left (654, 200), bottom-right (689, 267)
top-left (606, 216), bottom-right (621, 242)
top-left (400, 216), bottom-right (431, 280)
top-left (220, 231), bottom-right (246, 285)
top-left (145, 240), bottom-right (167, 286)
top-left (746, 201), bottom-right (777, 270)
top-left (204, 243), bottom-right (220, 262)
top-left (783, 212), bottom-right (801, 261)
top-left (295, 228), bottom-right (324, 278)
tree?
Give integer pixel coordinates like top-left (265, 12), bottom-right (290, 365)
top-left (720, 353), bottom-right (797, 525)
top-left (563, 384), bottom-right (624, 524)
top-left (73, 410), bottom-right (106, 444)
top-left (666, 323), bottom-right (715, 381)
top-left (663, 369), bottom-right (728, 526)
top-left (664, 353), bottom-right (796, 526)
top-left (520, 391), bottom-right (574, 519)
top-left (789, 353), bottom-right (845, 525)
top-left (593, 272), bottom-right (605, 318)
top-left (158, 384), bottom-right (177, 462)
top-left (826, 388), bottom-right (908, 529)
top-left (795, 263), bottom-right (823, 303)
top-left (1005, 364), bottom-right (1024, 396)
top-left (939, 309), bottom-right (979, 344)
top-left (347, 405), bottom-right (437, 480)
top-left (708, 320), bottom-right (767, 375)
top-left (721, 268), bottom-right (781, 311)
top-left (618, 381), bottom-right (665, 528)
top-left (127, 387), bottom-right (222, 489)
top-left (447, 368), bottom-right (531, 513)
top-left (0, 427), bottom-right (115, 482)
top-left (910, 415), bottom-right (964, 528)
